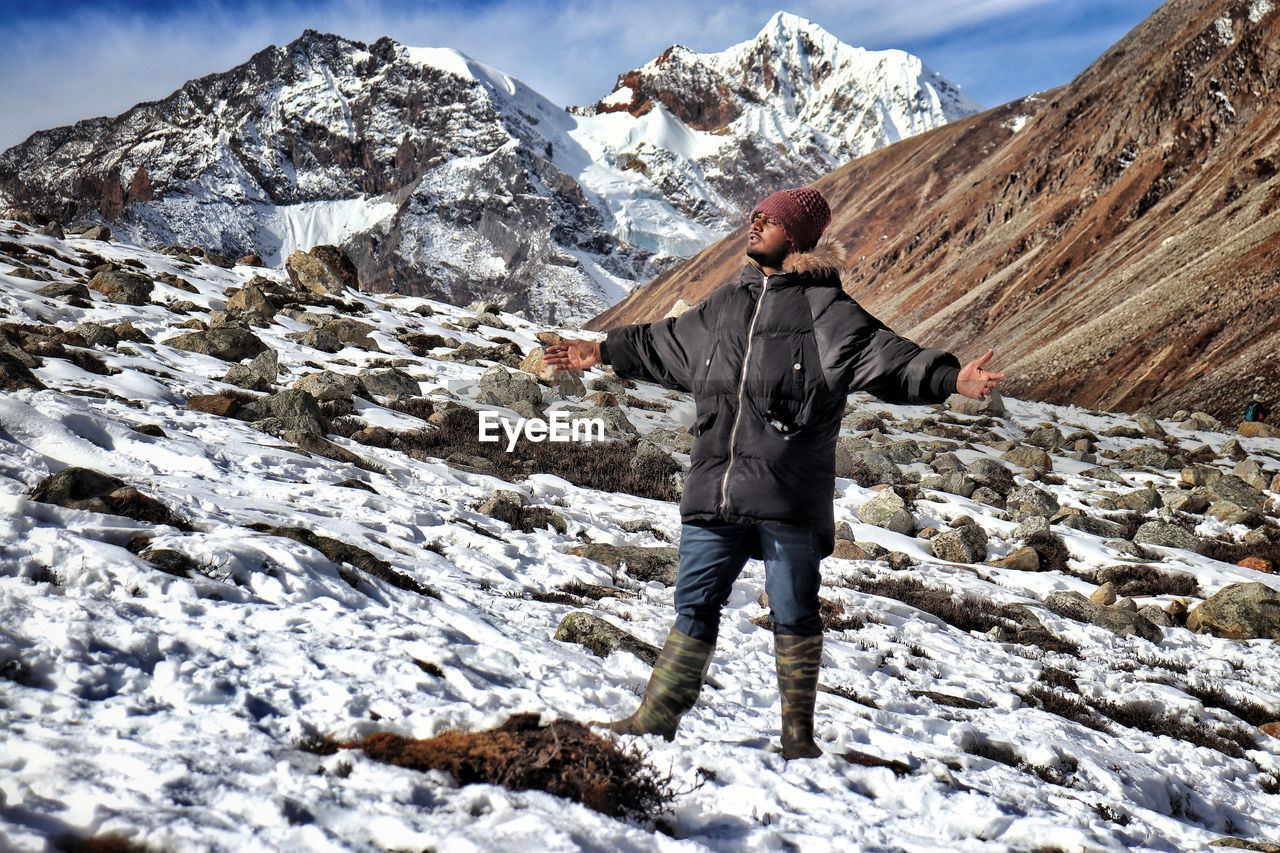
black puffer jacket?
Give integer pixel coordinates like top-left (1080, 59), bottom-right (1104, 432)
top-left (603, 239), bottom-right (961, 558)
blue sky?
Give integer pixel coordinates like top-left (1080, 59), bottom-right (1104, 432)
top-left (0, 0), bottom-right (1164, 152)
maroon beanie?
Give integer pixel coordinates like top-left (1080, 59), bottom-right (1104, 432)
top-left (750, 187), bottom-right (831, 252)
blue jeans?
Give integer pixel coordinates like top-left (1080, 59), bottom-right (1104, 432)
top-left (673, 520), bottom-right (823, 643)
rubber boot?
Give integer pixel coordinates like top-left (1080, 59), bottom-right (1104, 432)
top-left (601, 627), bottom-right (715, 741)
top-left (775, 632), bottom-right (823, 759)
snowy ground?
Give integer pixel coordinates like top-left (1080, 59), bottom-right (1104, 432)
top-left (1, 221), bottom-right (1279, 852)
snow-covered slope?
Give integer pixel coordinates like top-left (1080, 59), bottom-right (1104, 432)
top-left (2, 222), bottom-right (1279, 851)
top-left (0, 16), bottom-right (976, 326)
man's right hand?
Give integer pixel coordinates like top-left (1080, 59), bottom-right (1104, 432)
top-left (544, 338), bottom-right (602, 372)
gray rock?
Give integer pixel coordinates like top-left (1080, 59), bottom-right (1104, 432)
top-left (970, 486), bottom-right (1006, 509)
top-left (930, 452), bottom-right (965, 473)
top-left (858, 489), bottom-right (915, 536)
top-left (163, 326), bottom-right (268, 362)
top-left (1024, 426), bottom-right (1066, 450)
top-left (1133, 413), bottom-right (1168, 439)
top-left (565, 543), bottom-right (679, 586)
top-left (1180, 412), bottom-right (1224, 432)
top-left (1139, 605), bottom-right (1175, 627)
top-left (285, 327), bottom-right (343, 352)
top-left (88, 269), bottom-right (153, 305)
top-left (1206, 474), bottom-right (1266, 510)
top-left (222, 348), bottom-right (279, 392)
top-left (1081, 466), bottom-right (1131, 486)
top-left (1117, 444), bottom-right (1175, 469)
top-left (1059, 514), bottom-right (1129, 538)
top-left (573, 405), bottom-right (638, 439)
top-left (931, 524), bottom-right (988, 563)
top-left (842, 409), bottom-right (886, 433)
top-left (1013, 515), bottom-right (1051, 539)
top-left (883, 440), bottom-right (924, 464)
top-left (1159, 489), bottom-right (1210, 515)
top-left (72, 322), bottom-right (120, 348)
top-left (921, 469), bottom-right (977, 497)
top-left (1133, 521), bottom-right (1200, 552)
top-left (359, 366), bottom-right (420, 399)
top-left (1180, 465), bottom-right (1223, 488)
top-left (1116, 487), bottom-right (1162, 512)
top-left (1206, 501), bottom-right (1259, 526)
top-left (1233, 459), bottom-right (1271, 490)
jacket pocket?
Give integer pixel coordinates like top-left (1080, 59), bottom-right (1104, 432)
top-left (693, 410), bottom-right (717, 437)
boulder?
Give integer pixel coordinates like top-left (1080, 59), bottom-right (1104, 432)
top-left (285, 327), bottom-right (343, 353)
top-left (842, 409), bottom-right (886, 433)
top-left (1059, 514), bottom-right (1129, 539)
top-left (1233, 459), bottom-right (1271, 490)
top-left (1186, 582), bottom-right (1280, 640)
top-left (1090, 582), bottom-right (1118, 606)
top-left (1002, 445), bottom-right (1053, 471)
top-left (1134, 413), bottom-right (1167, 438)
top-left (1024, 426), bottom-right (1066, 450)
top-left (237, 253), bottom-right (264, 267)
top-left (0, 351), bottom-right (47, 391)
top-left (163, 326), bottom-right (268, 362)
top-left (920, 469), bottom-right (977, 498)
top-left (35, 281), bottom-right (92, 303)
top-left (836, 449), bottom-right (901, 486)
top-left (1206, 474), bottom-right (1266, 510)
top-left (72, 322), bottom-right (120, 348)
top-left (858, 489), bottom-right (914, 536)
top-left (225, 283), bottom-right (276, 324)
top-left (967, 457), bottom-right (1015, 496)
top-left (87, 269), bottom-right (152, 305)
top-left (241, 389), bottom-right (329, 435)
top-left (1239, 421), bottom-right (1280, 438)
top-left (519, 347), bottom-right (586, 397)
top-left (478, 365), bottom-right (543, 409)
top-left (284, 245), bottom-right (358, 296)
top-left (1181, 412), bottom-right (1224, 432)
top-left (991, 546), bottom-right (1040, 571)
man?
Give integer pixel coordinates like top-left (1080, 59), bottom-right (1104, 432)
top-left (1245, 393), bottom-right (1269, 423)
top-left (545, 186), bottom-right (1003, 759)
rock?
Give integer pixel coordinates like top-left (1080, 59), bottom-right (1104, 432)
top-left (0, 351), bottom-right (47, 391)
top-left (970, 487), bottom-right (1006, 509)
top-left (79, 224), bottom-right (112, 241)
top-left (242, 389), bottom-right (329, 435)
top-left (1133, 521), bottom-right (1200, 552)
top-left (187, 394), bottom-right (244, 418)
top-left (1014, 516), bottom-right (1050, 539)
top-left (1238, 421), bottom-right (1280, 438)
top-left (1081, 466), bottom-right (1130, 486)
top-left (836, 449), bottom-right (902, 486)
top-left (1100, 424), bottom-right (1145, 439)
top-left (519, 347), bottom-right (587, 398)
top-left (1090, 582), bottom-right (1118, 606)
top-left (1221, 439), bottom-right (1248, 462)
top-left (478, 365), bottom-right (543, 409)
top-left (858, 490), bottom-right (914, 536)
top-left (555, 611), bottom-right (662, 662)
top-left (1005, 484), bottom-right (1061, 520)
top-left (991, 546), bottom-right (1040, 571)
top-left (1023, 531), bottom-right (1071, 574)
top-left (1139, 605), bottom-right (1175, 627)
top-left (1042, 591), bottom-right (1163, 642)
top-left (565, 543), bottom-right (679, 586)
top-left (1186, 582), bottom-right (1280, 640)
top-left (315, 317), bottom-right (379, 350)
top-left (1134, 413), bottom-right (1167, 438)
top-left (359, 367), bottom-right (420, 399)
top-left (35, 281), bottom-right (92, 303)
top-left (40, 222), bottom-right (65, 239)
top-left (1024, 426), bottom-right (1066, 450)
top-left (1002, 445), bottom-right (1053, 471)
top-left (947, 390), bottom-right (1005, 416)
top-left (930, 524), bottom-right (988, 563)
top-left (1273, 473), bottom-right (1280, 494)
top-left (221, 348), bottom-right (278, 392)
top-left (1180, 465), bottom-right (1222, 488)
top-left (163, 326), bottom-right (268, 362)
top-left (1117, 445), bottom-right (1175, 469)
top-left (236, 253), bottom-right (264, 267)
top-left (112, 322), bottom-right (151, 344)
top-left (833, 539), bottom-right (871, 560)
top-left (284, 245), bottom-right (358, 296)
top-left (967, 457), bottom-right (1015, 496)
top-left (630, 440), bottom-right (684, 496)
top-left (29, 467), bottom-right (183, 527)
top-left (1238, 556), bottom-right (1274, 574)
top-left (1207, 837), bottom-right (1280, 852)
top-left (72, 322), bottom-right (120, 348)
top-left (294, 370), bottom-right (363, 403)
top-left (1207, 501), bottom-right (1259, 526)
top-left (573, 405), bottom-right (638, 439)
top-left (87, 269), bottom-right (152, 305)
top-left (882, 440), bottom-right (923, 464)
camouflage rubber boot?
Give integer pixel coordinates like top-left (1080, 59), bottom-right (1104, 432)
top-left (605, 628), bottom-right (715, 741)
top-left (775, 633), bottom-right (824, 759)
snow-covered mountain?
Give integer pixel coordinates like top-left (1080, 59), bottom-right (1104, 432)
top-left (2, 219), bottom-right (1280, 851)
top-left (0, 15), bottom-right (977, 325)
top-left (568, 11), bottom-right (980, 248)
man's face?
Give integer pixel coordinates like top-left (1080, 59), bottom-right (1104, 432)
top-left (747, 211), bottom-right (791, 265)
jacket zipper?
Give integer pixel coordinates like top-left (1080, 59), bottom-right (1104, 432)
top-left (718, 274), bottom-right (770, 513)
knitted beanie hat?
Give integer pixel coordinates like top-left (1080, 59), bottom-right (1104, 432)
top-left (750, 187), bottom-right (831, 252)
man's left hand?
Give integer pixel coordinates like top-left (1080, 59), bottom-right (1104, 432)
top-left (956, 350), bottom-right (1005, 399)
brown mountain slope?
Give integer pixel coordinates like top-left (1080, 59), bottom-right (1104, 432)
top-left (587, 0), bottom-right (1280, 421)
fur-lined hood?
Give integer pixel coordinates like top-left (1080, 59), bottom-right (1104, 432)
top-left (743, 237), bottom-right (851, 284)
